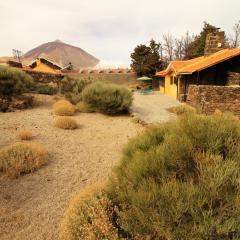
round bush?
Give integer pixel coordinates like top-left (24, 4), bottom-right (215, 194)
top-left (0, 66), bottom-right (33, 95)
top-left (53, 100), bottom-right (75, 116)
top-left (60, 183), bottom-right (119, 240)
top-left (82, 82), bottom-right (133, 115)
top-left (18, 130), bottom-right (33, 140)
top-left (107, 113), bottom-right (240, 239)
top-left (0, 142), bottom-right (48, 178)
top-left (75, 101), bottom-right (93, 113)
top-left (55, 117), bottom-right (77, 129)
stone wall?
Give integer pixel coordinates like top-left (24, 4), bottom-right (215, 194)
top-left (227, 72), bottom-right (240, 86)
top-left (187, 84), bottom-right (240, 115)
top-left (74, 73), bottom-right (138, 86)
top-left (23, 70), bottom-right (64, 83)
top-left (24, 70), bottom-right (138, 86)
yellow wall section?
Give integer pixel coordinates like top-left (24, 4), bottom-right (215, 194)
top-left (161, 74), bottom-right (178, 98)
top-left (159, 86), bottom-right (165, 94)
top-left (33, 63), bottom-right (58, 74)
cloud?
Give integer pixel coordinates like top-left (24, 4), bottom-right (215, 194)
top-left (0, 0), bottom-right (240, 66)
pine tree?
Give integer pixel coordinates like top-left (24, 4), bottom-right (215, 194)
top-left (130, 40), bottom-right (163, 77)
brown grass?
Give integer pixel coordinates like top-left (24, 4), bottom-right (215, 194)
top-left (75, 101), bottom-right (93, 113)
top-left (167, 104), bottom-right (196, 115)
top-left (0, 142), bottom-right (48, 178)
top-left (59, 182), bottom-right (119, 240)
top-left (55, 117), bottom-right (78, 130)
top-left (53, 100), bottom-right (75, 116)
top-left (18, 130), bottom-right (33, 140)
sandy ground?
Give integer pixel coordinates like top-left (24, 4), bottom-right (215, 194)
top-left (131, 92), bottom-right (181, 123)
top-left (0, 95), bottom-right (144, 240)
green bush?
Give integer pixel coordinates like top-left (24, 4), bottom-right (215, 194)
top-left (0, 66), bottom-right (33, 95)
top-left (107, 113), bottom-right (240, 239)
top-left (82, 82), bottom-right (133, 115)
top-left (60, 76), bottom-right (93, 104)
top-left (33, 84), bottom-right (58, 95)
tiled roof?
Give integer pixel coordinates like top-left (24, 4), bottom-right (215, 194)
top-left (156, 48), bottom-right (240, 76)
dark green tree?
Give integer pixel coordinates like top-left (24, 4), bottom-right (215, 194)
top-left (185, 22), bottom-right (219, 59)
top-left (130, 39), bottom-right (163, 77)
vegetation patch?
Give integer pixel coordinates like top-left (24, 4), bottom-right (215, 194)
top-left (75, 101), bottom-right (93, 113)
top-left (18, 130), bottom-right (33, 140)
top-left (0, 142), bottom-right (48, 178)
top-left (106, 113), bottom-right (240, 239)
top-left (60, 183), bottom-right (119, 240)
top-left (0, 66), bottom-right (33, 95)
top-left (34, 84), bottom-right (58, 95)
top-left (53, 100), bottom-right (75, 116)
top-left (60, 76), bottom-right (94, 104)
top-left (55, 117), bottom-right (78, 130)
top-left (167, 104), bottom-right (196, 115)
top-left (82, 82), bottom-right (133, 115)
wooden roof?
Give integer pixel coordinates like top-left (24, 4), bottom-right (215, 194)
top-left (156, 48), bottom-right (240, 76)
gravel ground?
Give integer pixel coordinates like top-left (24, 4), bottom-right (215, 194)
top-left (0, 95), bottom-right (143, 240)
top-left (131, 91), bottom-right (181, 123)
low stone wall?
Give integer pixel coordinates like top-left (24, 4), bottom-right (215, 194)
top-left (23, 70), bottom-right (64, 83)
top-left (71, 73), bottom-right (138, 86)
top-left (187, 84), bottom-right (240, 115)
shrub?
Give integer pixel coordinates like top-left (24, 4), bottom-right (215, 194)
top-left (107, 113), bottom-right (240, 239)
top-left (60, 183), bottom-right (119, 240)
top-left (60, 76), bottom-right (93, 104)
top-left (18, 130), bottom-right (33, 140)
top-left (82, 82), bottom-right (133, 115)
top-left (35, 84), bottom-right (58, 95)
top-left (75, 101), bottom-right (93, 113)
top-left (53, 100), bottom-right (75, 116)
top-left (0, 66), bottom-right (33, 95)
top-left (0, 142), bottom-right (48, 178)
top-left (55, 117), bottom-right (77, 129)
top-left (167, 104), bottom-right (196, 115)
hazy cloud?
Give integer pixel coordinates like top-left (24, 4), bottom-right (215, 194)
top-left (0, 0), bottom-right (239, 66)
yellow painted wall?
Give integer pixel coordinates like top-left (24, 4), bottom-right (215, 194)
top-left (159, 79), bottom-right (165, 93)
top-left (160, 85), bottom-right (165, 94)
top-left (162, 74), bottom-right (178, 98)
top-left (33, 62), bottom-right (58, 74)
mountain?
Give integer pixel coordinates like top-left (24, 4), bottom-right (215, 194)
top-left (23, 40), bottom-right (99, 69)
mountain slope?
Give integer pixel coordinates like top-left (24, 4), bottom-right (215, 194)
top-left (24, 40), bottom-right (99, 69)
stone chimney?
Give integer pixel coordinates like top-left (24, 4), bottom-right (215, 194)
top-left (204, 31), bottom-right (225, 56)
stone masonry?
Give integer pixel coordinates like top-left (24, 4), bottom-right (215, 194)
top-left (187, 85), bottom-right (240, 116)
top-left (227, 72), bottom-right (240, 86)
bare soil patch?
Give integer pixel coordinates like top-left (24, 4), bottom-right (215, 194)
top-left (0, 94), bottom-right (143, 240)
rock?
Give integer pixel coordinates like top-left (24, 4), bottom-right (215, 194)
top-left (0, 96), bottom-right (10, 112)
top-left (0, 94), bottom-right (33, 112)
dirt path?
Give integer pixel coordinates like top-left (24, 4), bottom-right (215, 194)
top-left (0, 95), bottom-right (143, 240)
top-left (131, 92), bottom-right (181, 123)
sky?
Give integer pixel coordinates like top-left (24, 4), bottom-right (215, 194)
top-left (0, 0), bottom-right (240, 67)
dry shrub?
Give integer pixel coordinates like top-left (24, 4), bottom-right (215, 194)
top-left (0, 142), bottom-right (48, 178)
top-left (167, 104), bottom-right (196, 115)
top-left (60, 183), bottom-right (119, 240)
top-left (75, 101), bottom-right (93, 113)
top-left (53, 100), bottom-right (75, 116)
top-left (18, 130), bottom-right (33, 140)
top-left (55, 117), bottom-right (78, 129)
top-left (214, 108), bottom-right (222, 115)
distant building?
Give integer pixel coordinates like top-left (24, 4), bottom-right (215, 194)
top-left (29, 57), bottom-right (63, 74)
